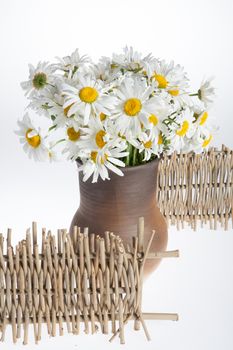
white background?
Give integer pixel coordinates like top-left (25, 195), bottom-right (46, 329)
top-left (0, 0), bottom-right (233, 349)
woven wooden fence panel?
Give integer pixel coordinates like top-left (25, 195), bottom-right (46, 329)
top-left (157, 145), bottom-right (233, 230)
top-left (0, 218), bottom-right (179, 345)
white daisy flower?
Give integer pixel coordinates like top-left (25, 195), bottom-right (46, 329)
top-left (15, 113), bottom-right (48, 161)
top-left (169, 109), bottom-right (195, 153)
top-left (112, 77), bottom-right (164, 137)
top-left (45, 93), bottom-right (81, 128)
top-left (112, 46), bottom-right (156, 72)
top-left (167, 90), bottom-right (193, 110)
top-left (63, 141), bottom-right (80, 161)
top-left (196, 110), bottom-right (209, 126)
top-left (92, 58), bottom-right (112, 81)
top-left (55, 49), bottom-right (91, 77)
top-left (187, 126), bottom-right (214, 153)
top-left (62, 121), bottom-right (84, 160)
top-left (79, 146), bottom-right (128, 183)
top-left (61, 75), bottom-right (117, 125)
top-left (28, 87), bottom-right (82, 128)
top-left (134, 131), bottom-right (163, 161)
top-left (148, 59), bottom-right (189, 97)
top-left (73, 117), bottom-right (128, 182)
top-left (192, 109), bottom-right (216, 136)
top-left (28, 86), bottom-right (59, 118)
top-left (140, 98), bottom-right (170, 139)
top-left (187, 110), bottom-right (218, 153)
top-left (92, 56), bottom-right (121, 84)
top-left (21, 62), bottom-right (56, 97)
top-left (198, 77), bottom-right (215, 107)
top-left (78, 117), bottom-right (126, 154)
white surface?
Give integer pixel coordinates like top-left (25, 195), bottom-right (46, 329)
top-left (0, 0), bottom-right (233, 349)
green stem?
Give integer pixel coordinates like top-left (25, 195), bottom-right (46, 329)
top-left (132, 147), bottom-right (138, 166)
top-left (189, 93), bottom-right (198, 97)
top-left (163, 116), bottom-right (180, 126)
top-left (136, 150), bottom-right (144, 165)
top-left (125, 143), bottom-right (133, 166)
top-left (168, 117), bottom-right (179, 126)
top-left (168, 110), bottom-right (178, 118)
top-left (50, 138), bottom-right (66, 148)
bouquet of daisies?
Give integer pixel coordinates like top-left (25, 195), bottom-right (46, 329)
top-left (17, 47), bottom-right (216, 182)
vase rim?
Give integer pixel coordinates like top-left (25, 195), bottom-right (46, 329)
top-left (120, 157), bottom-right (160, 172)
top-left (76, 156), bottom-right (160, 173)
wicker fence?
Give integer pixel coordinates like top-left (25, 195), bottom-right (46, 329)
top-left (157, 145), bottom-right (233, 230)
top-left (0, 218), bottom-right (178, 345)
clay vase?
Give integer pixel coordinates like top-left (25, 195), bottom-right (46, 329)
top-left (70, 158), bottom-right (168, 277)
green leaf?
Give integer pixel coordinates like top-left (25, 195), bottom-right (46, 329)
top-left (48, 125), bottom-right (57, 132)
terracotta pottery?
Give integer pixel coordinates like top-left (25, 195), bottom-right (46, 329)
top-left (70, 158), bottom-right (168, 277)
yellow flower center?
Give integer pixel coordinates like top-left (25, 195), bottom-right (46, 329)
top-left (100, 153), bottom-right (108, 164)
top-left (202, 134), bottom-right (213, 148)
top-left (26, 129), bottom-right (41, 148)
top-left (143, 140), bottom-right (152, 149)
top-left (124, 98), bottom-right (142, 116)
top-left (32, 72), bottom-right (47, 90)
top-left (176, 120), bottom-right (189, 137)
top-left (79, 87), bottom-right (98, 103)
top-left (67, 127), bottom-right (80, 141)
top-left (149, 114), bottom-right (159, 126)
top-left (63, 103), bottom-right (74, 117)
top-left (111, 63), bottom-right (118, 69)
top-left (90, 151), bottom-right (107, 164)
top-left (168, 89), bottom-right (179, 96)
top-left (153, 74), bottom-right (168, 89)
top-left (95, 130), bottom-right (106, 148)
top-left (199, 111), bottom-right (208, 125)
top-left (158, 133), bottom-right (163, 145)
top-left (100, 112), bottom-right (107, 121)
top-left (91, 151), bottom-right (98, 163)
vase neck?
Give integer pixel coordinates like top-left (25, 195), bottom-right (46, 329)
top-left (77, 159), bottom-right (159, 218)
